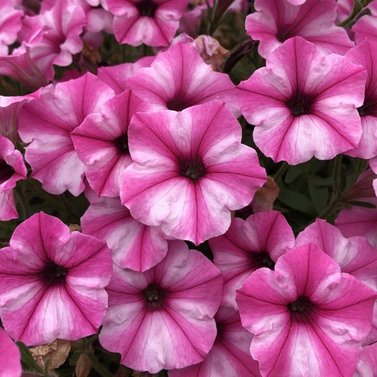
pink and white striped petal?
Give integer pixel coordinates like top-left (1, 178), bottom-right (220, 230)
top-left (19, 73), bottom-right (114, 195)
top-left (128, 42), bottom-right (239, 114)
top-left (81, 195), bottom-right (168, 272)
top-left (72, 90), bottom-right (151, 197)
top-left (210, 210), bottom-right (294, 308)
top-left (169, 306), bottom-right (261, 377)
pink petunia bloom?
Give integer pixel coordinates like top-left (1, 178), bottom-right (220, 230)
top-left (72, 90), bottom-right (151, 197)
top-left (0, 327), bottom-right (21, 377)
top-left (120, 101), bottom-right (267, 245)
top-left (106, 0), bottom-right (189, 46)
top-left (236, 244), bottom-right (377, 377)
top-left (99, 240), bottom-right (223, 373)
top-left (0, 212), bottom-right (112, 346)
top-left (169, 306), bottom-right (261, 377)
top-left (246, 0), bottom-right (353, 58)
top-left (0, 136), bottom-right (27, 221)
top-left (18, 73), bottom-right (114, 196)
top-left (0, 1), bottom-right (23, 56)
top-left (238, 37), bottom-right (366, 164)
top-left (81, 194), bottom-right (168, 272)
top-left (209, 210), bottom-right (295, 309)
top-left (297, 218), bottom-right (377, 343)
top-left (19, 0), bottom-right (86, 67)
top-left (97, 56), bottom-right (155, 93)
top-left (344, 41), bottom-right (377, 159)
top-left (127, 42), bottom-right (239, 114)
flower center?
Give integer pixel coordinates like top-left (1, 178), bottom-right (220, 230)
top-left (252, 251), bottom-right (275, 269)
top-left (286, 91), bottom-right (313, 117)
top-left (166, 97), bottom-right (192, 112)
top-left (142, 283), bottom-right (166, 310)
top-left (358, 94), bottom-right (377, 117)
top-left (136, 0), bottom-right (158, 17)
top-left (0, 159), bottom-right (15, 185)
top-left (42, 262), bottom-right (67, 285)
top-left (179, 157), bottom-right (206, 181)
top-left (276, 27), bottom-right (293, 43)
top-left (288, 296), bottom-right (313, 319)
top-left (114, 134), bottom-right (129, 154)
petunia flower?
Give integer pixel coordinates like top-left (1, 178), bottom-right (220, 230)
top-left (0, 212), bottom-right (112, 346)
top-left (0, 327), bottom-right (21, 377)
top-left (120, 100), bottom-right (267, 245)
top-left (19, 0), bottom-right (86, 67)
top-left (246, 0), bottom-right (353, 58)
top-left (72, 90), bottom-right (151, 197)
top-left (0, 136), bottom-right (27, 221)
top-left (81, 194), bottom-right (168, 272)
top-left (106, 0), bottom-right (189, 47)
top-left (236, 243), bottom-right (377, 377)
top-left (238, 37), bottom-right (366, 164)
top-left (18, 73), bottom-right (114, 196)
top-left (99, 240), bottom-right (223, 373)
top-left (127, 42), bottom-right (239, 114)
top-left (209, 210), bottom-right (294, 308)
top-left (169, 307), bottom-right (261, 377)
top-left (297, 219), bottom-right (377, 343)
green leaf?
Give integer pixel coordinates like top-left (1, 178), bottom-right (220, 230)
top-left (278, 189), bottom-right (316, 215)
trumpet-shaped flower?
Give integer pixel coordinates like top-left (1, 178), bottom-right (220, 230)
top-left (297, 219), bottom-right (377, 343)
top-left (99, 240), bottom-right (222, 373)
top-left (120, 101), bottom-right (266, 245)
top-left (238, 37), bottom-right (366, 164)
top-left (0, 212), bottom-right (112, 346)
top-left (18, 73), bottom-right (114, 196)
top-left (236, 244), bottom-right (377, 377)
top-left (246, 0), bottom-right (353, 58)
top-left (106, 0), bottom-right (189, 46)
top-left (127, 42), bottom-right (239, 114)
top-left (72, 90), bottom-right (150, 197)
top-left (210, 210), bottom-right (294, 308)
